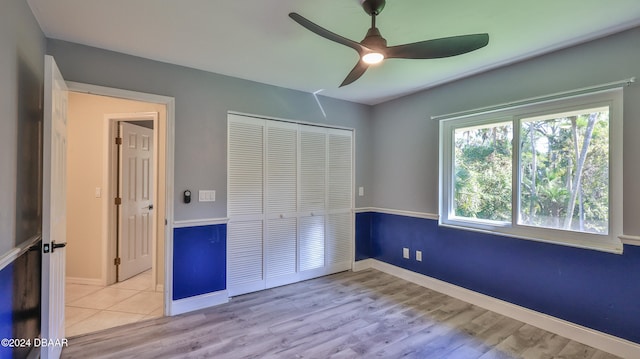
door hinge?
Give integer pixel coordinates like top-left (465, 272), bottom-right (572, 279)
top-left (115, 137), bottom-right (122, 145)
top-left (114, 257), bottom-right (121, 266)
top-left (115, 197), bottom-right (122, 205)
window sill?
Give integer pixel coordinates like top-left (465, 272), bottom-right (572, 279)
top-left (439, 222), bottom-right (624, 255)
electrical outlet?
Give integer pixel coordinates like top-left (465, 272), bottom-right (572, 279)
top-left (416, 250), bottom-right (422, 262)
top-left (403, 247), bottom-right (410, 259)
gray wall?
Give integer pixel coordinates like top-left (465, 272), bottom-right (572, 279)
top-left (0, 0), bottom-right (46, 256)
top-left (47, 40), bottom-right (373, 221)
top-left (370, 26), bottom-right (640, 236)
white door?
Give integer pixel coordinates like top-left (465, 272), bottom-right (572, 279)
top-left (118, 122), bottom-right (154, 281)
top-left (298, 126), bottom-right (327, 274)
top-left (227, 115), bottom-right (265, 296)
top-left (42, 55), bottom-right (68, 359)
top-left (265, 121), bottom-right (298, 288)
top-left (326, 129), bottom-right (353, 271)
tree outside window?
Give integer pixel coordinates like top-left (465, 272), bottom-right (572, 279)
top-left (439, 89), bottom-right (623, 253)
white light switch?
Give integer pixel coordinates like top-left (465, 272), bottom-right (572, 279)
top-left (403, 247), bottom-right (410, 259)
top-left (358, 186), bottom-right (364, 196)
top-left (199, 190), bottom-right (216, 202)
top-left (416, 250), bottom-right (422, 262)
top-left (95, 187), bottom-right (102, 198)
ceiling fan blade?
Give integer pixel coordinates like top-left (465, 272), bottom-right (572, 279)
top-left (289, 13), bottom-right (367, 54)
top-left (340, 61), bottom-right (369, 87)
top-left (386, 33), bottom-right (489, 59)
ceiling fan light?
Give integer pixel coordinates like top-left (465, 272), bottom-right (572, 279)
top-left (362, 52), bottom-right (384, 64)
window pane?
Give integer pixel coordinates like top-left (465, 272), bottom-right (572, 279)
top-left (453, 122), bottom-right (512, 222)
top-left (518, 107), bottom-right (609, 234)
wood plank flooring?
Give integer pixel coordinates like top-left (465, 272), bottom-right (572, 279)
top-left (61, 269), bottom-right (621, 359)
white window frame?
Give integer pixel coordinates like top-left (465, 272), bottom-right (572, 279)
top-left (438, 89), bottom-right (624, 254)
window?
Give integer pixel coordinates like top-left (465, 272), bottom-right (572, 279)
top-left (439, 89), bottom-right (623, 253)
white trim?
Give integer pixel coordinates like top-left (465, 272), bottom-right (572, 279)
top-left (228, 110), bottom-right (355, 132)
top-left (354, 207), bottom-right (440, 220)
top-left (170, 290), bottom-right (229, 316)
top-left (0, 248), bottom-right (22, 272)
top-left (352, 258), bottom-right (374, 272)
top-left (353, 207), bottom-right (375, 213)
top-left (365, 259), bottom-right (640, 359)
top-left (439, 222), bottom-right (623, 254)
top-left (620, 235), bottom-right (640, 246)
top-left (102, 117), bottom-right (115, 285)
top-left (173, 218), bottom-right (229, 228)
top-left (65, 277), bottom-right (104, 286)
top-left (0, 235), bottom-right (41, 272)
top-left (67, 82), bottom-right (173, 104)
top-left (66, 81), bottom-right (175, 316)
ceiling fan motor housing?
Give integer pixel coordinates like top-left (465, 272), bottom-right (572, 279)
top-left (361, 0), bottom-right (386, 16)
top-left (362, 27), bottom-right (387, 50)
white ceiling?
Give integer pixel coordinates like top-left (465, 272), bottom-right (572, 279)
top-left (27, 0), bottom-right (640, 105)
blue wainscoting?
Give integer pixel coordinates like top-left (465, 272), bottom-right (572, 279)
top-left (0, 245), bottom-right (41, 359)
top-left (173, 224), bottom-right (227, 300)
top-left (0, 262), bottom-right (13, 359)
top-left (354, 211), bottom-right (373, 261)
top-left (355, 211), bottom-right (640, 344)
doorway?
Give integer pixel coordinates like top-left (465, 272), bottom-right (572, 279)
top-left (64, 91), bottom-right (168, 335)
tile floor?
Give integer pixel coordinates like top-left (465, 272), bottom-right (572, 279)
top-left (65, 270), bottom-right (164, 337)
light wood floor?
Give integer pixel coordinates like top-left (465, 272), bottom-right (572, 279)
top-left (61, 269), bottom-right (620, 359)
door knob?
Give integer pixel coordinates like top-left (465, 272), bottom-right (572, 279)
top-left (143, 204), bottom-right (154, 210)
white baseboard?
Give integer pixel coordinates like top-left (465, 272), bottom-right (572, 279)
top-left (66, 276), bottom-right (105, 286)
top-left (352, 259), bottom-right (374, 272)
top-left (170, 290), bottom-right (229, 316)
top-left (357, 259), bottom-right (640, 359)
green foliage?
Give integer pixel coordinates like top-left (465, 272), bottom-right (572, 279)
top-left (453, 109), bottom-right (609, 234)
top-left (454, 124), bottom-right (512, 221)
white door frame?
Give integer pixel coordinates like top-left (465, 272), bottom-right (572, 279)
top-left (66, 81), bottom-right (175, 315)
top-left (107, 113), bottom-right (159, 285)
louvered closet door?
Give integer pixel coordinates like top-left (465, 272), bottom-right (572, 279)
top-left (326, 129), bottom-right (353, 272)
top-left (228, 113), bottom-right (354, 295)
top-left (298, 126), bottom-right (327, 275)
top-left (227, 115), bottom-right (265, 296)
top-left (265, 121), bottom-right (298, 288)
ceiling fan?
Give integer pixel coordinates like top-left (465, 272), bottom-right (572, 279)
top-left (289, 0), bottom-right (489, 87)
